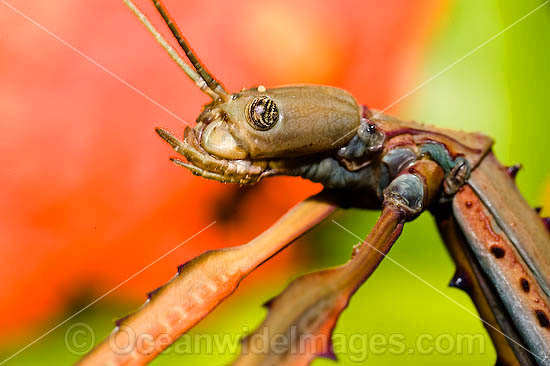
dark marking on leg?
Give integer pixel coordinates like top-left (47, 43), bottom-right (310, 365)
top-left (490, 246), bottom-right (505, 259)
top-left (520, 278), bottom-right (530, 293)
top-left (535, 310), bottom-right (550, 328)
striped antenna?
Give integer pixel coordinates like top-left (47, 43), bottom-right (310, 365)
top-left (123, 0), bottom-right (223, 101)
top-left (151, 0), bottom-right (229, 101)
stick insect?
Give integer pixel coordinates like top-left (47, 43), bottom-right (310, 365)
top-left (79, 1), bottom-right (550, 365)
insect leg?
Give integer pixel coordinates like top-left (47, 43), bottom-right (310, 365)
top-left (78, 190), bottom-right (339, 366)
top-left (435, 207), bottom-right (533, 366)
top-left (233, 204), bottom-right (407, 366)
top-left (453, 185), bottom-right (550, 364)
top-left (233, 160), bottom-right (446, 365)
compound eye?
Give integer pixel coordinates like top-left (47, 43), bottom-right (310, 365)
top-left (246, 96), bottom-right (279, 130)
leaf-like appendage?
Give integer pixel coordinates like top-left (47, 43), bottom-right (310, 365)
top-left (235, 267), bottom-right (353, 366)
top-left (233, 207), bottom-right (404, 366)
top-left (78, 191), bottom-right (337, 366)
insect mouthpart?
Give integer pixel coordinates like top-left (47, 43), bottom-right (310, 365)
top-left (156, 125), bottom-right (273, 184)
top-left (199, 115), bottom-right (249, 160)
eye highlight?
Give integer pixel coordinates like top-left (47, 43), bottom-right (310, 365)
top-left (246, 96), bottom-right (279, 130)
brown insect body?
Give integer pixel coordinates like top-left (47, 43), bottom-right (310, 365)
top-left (203, 85), bottom-right (361, 159)
top-left (79, 1), bottom-right (550, 365)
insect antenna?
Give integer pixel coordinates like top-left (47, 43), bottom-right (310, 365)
top-left (123, 0), bottom-right (225, 101)
top-left (151, 0), bottom-right (229, 101)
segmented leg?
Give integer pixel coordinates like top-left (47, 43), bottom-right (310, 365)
top-left (435, 207), bottom-right (533, 366)
top-left (234, 204), bottom-right (406, 366)
top-left (453, 185), bottom-right (550, 364)
top-left (233, 160), bottom-right (445, 365)
top-left (78, 191), bottom-right (338, 366)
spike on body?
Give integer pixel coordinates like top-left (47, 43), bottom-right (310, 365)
top-left (77, 2), bottom-right (550, 366)
top-left (506, 164), bottom-right (521, 179)
top-left (115, 314), bottom-right (130, 328)
top-left (147, 286), bottom-right (162, 300)
top-left (449, 269), bottom-right (473, 293)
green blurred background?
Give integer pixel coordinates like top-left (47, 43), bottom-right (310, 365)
top-left (1, 0), bottom-right (549, 365)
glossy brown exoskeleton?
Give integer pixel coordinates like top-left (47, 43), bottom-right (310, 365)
top-left (79, 1), bottom-right (550, 365)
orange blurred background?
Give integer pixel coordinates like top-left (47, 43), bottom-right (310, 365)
top-left (0, 0), bottom-right (448, 346)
